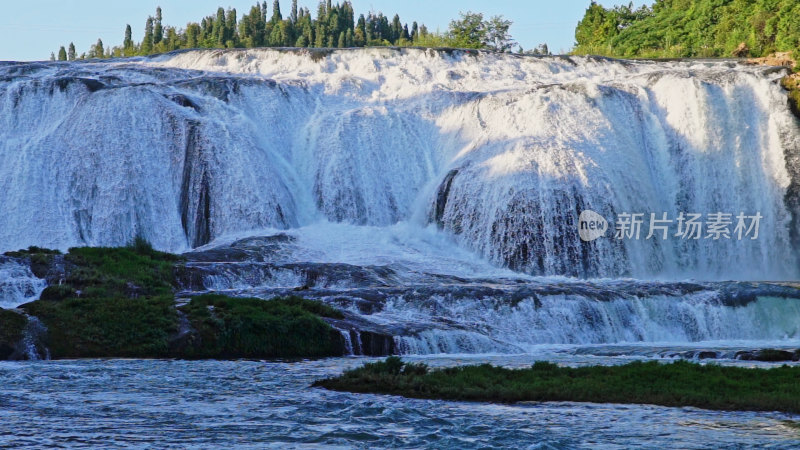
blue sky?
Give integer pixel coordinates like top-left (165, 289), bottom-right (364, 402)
top-left (0, 1), bottom-right (647, 61)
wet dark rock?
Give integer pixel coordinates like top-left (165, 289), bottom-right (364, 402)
top-left (183, 234), bottom-right (296, 263)
top-left (53, 77), bottom-right (106, 93)
top-left (325, 316), bottom-right (397, 356)
top-left (166, 93), bottom-right (200, 111)
top-left (176, 77), bottom-right (276, 102)
top-left (736, 349), bottom-right (800, 362)
top-left (432, 169), bottom-right (458, 227)
top-left (0, 309), bottom-right (35, 360)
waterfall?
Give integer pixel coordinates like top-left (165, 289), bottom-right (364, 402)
top-left (0, 257), bottom-right (46, 309)
top-left (1, 48), bottom-right (799, 280)
top-left (391, 294), bottom-right (800, 354)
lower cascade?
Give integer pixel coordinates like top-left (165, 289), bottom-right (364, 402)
top-left (176, 232), bottom-right (800, 355)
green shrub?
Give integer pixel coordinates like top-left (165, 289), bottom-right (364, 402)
top-left (16, 243), bottom-right (346, 360)
top-left (64, 244), bottom-right (181, 298)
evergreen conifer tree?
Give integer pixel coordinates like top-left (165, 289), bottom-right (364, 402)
top-left (143, 17), bottom-right (155, 53)
top-left (124, 24), bottom-right (134, 51)
top-left (154, 7), bottom-right (163, 44)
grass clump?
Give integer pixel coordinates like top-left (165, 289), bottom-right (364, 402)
top-left (315, 358), bottom-right (800, 413)
top-left (180, 294), bottom-right (345, 359)
top-left (62, 241), bottom-right (181, 299)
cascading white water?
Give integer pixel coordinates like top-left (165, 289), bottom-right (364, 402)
top-left (0, 257), bottom-right (46, 309)
top-left (390, 294), bottom-right (800, 354)
top-left (1, 48), bottom-right (799, 280)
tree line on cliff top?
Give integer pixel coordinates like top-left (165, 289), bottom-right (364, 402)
top-left (51, 0), bottom-right (551, 61)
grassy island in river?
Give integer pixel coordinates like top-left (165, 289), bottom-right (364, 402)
top-left (315, 357), bottom-right (800, 413)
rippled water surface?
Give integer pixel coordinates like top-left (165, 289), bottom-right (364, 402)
top-left (2, 355), bottom-right (800, 448)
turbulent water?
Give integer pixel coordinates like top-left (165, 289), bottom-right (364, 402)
top-left (2, 48), bottom-right (799, 279)
top-left (2, 356), bottom-right (800, 448)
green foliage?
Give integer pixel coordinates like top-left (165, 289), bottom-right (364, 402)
top-left (25, 295), bottom-right (177, 358)
top-left (180, 294), bottom-right (344, 359)
top-left (485, 16), bottom-right (515, 52)
top-left (574, 0), bottom-right (800, 58)
top-left (316, 358), bottom-right (800, 413)
top-left (448, 11), bottom-right (487, 49)
top-left (39, 284), bottom-right (76, 301)
top-left (53, 3), bottom-right (517, 59)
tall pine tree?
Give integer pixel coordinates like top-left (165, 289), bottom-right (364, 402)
top-left (154, 7), bottom-right (163, 44)
top-left (123, 24), bottom-right (133, 51)
top-left (142, 17), bottom-right (155, 53)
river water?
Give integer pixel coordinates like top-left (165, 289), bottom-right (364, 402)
top-left (2, 352), bottom-right (800, 448)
